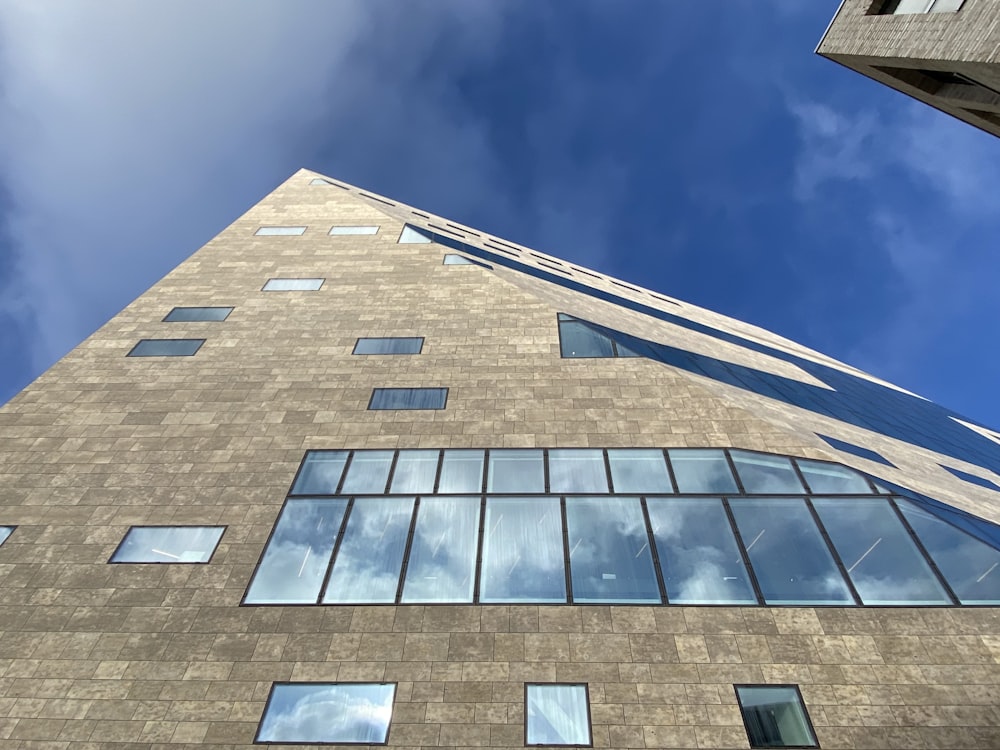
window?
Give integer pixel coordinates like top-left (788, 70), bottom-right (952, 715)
top-left (816, 434), bottom-right (894, 467)
top-left (329, 225), bottom-right (378, 235)
top-left (368, 387), bottom-right (447, 410)
top-left (163, 306), bottom-right (233, 322)
top-left (730, 451), bottom-right (806, 494)
top-left (262, 278), bottom-right (324, 291)
top-left (110, 526), bottom-right (224, 563)
top-left (443, 253), bottom-right (492, 268)
top-left (525, 684), bottom-right (592, 747)
top-left (309, 178), bottom-right (334, 185)
top-left (0, 527), bottom-right (13, 546)
top-left (127, 339), bottom-right (204, 357)
top-left (872, 0), bottom-right (964, 12)
top-left (734, 685), bottom-right (818, 749)
top-left (352, 337), bottom-right (423, 355)
top-left (256, 683), bottom-right (396, 745)
top-left (398, 225), bottom-right (432, 244)
top-left (940, 465), bottom-right (1000, 492)
top-left (255, 226), bottom-right (306, 236)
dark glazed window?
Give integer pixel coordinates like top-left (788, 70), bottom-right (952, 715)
top-left (368, 387), bottom-right (448, 410)
top-left (110, 526), bottom-right (224, 563)
top-left (797, 460), bottom-right (873, 494)
top-left (0, 527), bottom-right (13, 546)
top-left (558, 315), bottom-right (615, 358)
top-left (163, 306), bottom-right (233, 322)
top-left (734, 685), bottom-right (818, 748)
top-left (525, 684), bottom-right (592, 746)
top-left (255, 682), bottom-right (396, 744)
top-left (353, 337), bottom-right (423, 355)
top-left (127, 339), bottom-right (204, 357)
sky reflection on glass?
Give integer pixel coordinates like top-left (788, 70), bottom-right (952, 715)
top-left (487, 449), bottom-right (545, 493)
top-left (245, 499), bottom-right (346, 604)
top-left (480, 497), bottom-right (566, 603)
top-left (647, 497), bottom-right (757, 604)
top-left (607, 449), bottom-right (671, 493)
top-left (257, 683), bottom-right (395, 744)
top-left (323, 498), bottom-right (414, 603)
top-left (438, 450), bottom-right (484, 493)
top-left (111, 526), bottom-right (223, 563)
top-left (731, 451), bottom-right (806, 493)
top-left (668, 449), bottom-right (738, 493)
top-left (0, 527), bottom-right (12, 546)
top-left (549, 449), bottom-right (609, 493)
top-left (526, 684), bottom-right (591, 746)
top-left (797, 459), bottom-right (873, 494)
top-left (340, 451), bottom-right (393, 494)
top-left (389, 450), bottom-right (439, 494)
top-left (560, 319), bottom-right (615, 358)
top-left (401, 497), bottom-right (480, 603)
top-left (291, 451), bottom-right (348, 495)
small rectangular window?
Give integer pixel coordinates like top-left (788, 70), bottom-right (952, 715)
top-left (256, 682), bottom-right (396, 744)
top-left (255, 226), bottom-right (306, 236)
top-left (398, 225), bottom-right (432, 244)
top-left (0, 526), bottom-right (14, 546)
top-left (443, 253), bottom-right (491, 269)
top-left (262, 278), bottom-right (324, 291)
top-left (353, 337), bottom-right (424, 355)
top-left (369, 387), bottom-right (448, 410)
top-left (735, 685), bottom-right (818, 748)
top-left (163, 306), bottom-right (233, 322)
top-left (329, 225), bottom-right (379, 235)
top-left (525, 684), bottom-right (592, 746)
top-left (110, 526), bottom-right (224, 563)
top-left (309, 178), bottom-right (334, 185)
top-left (127, 339), bottom-right (204, 357)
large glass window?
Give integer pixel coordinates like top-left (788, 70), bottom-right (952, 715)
top-left (353, 337), bottom-right (423, 355)
top-left (549, 449), bottom-right (609, 493)
top-left (608, 449), bottom-right (671, 493)
top-left (730, 498), bottom-right (854, 605)
top-left (110, 526), bottom-right (224, 563)
top-left (526, 684), bottom-right (592, 747)
top-left (256, 683), bottom-right (396, 744)
top-left (480, 497), bottom-right (566, 603)
top-left (797, 459), bottom-right (873, 494)
top-left (291, 451), bottom-right (349, 495)
top-left (566, 497), bottom-right (659, 603)
top-left (127, 339), bottom-right (204, 357)
top-left (731, 452), bottom-right (806, 494)
top-left (438, 449), bottom-right (484, 493)
top-left (163, 306), bottom-right (233, 322)
top-left (389, 450), bottom-right (438, 494)
top-left (648, 497), bottom-right (757, 604)
top-left (735, 685), bottom-right (817, 749)
top-left (401, 497), bottom-right (480, 603)
top-left (368, 387), bottom-right (448, 410)
top-left (669, 449), bottom-right (738, 493)
top-left (487, 449), bottom-right (545, 493)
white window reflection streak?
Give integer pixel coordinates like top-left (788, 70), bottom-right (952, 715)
top-left (480, 497), bottom-right (566, 603)
top-left (647, 498), bottom-right (757, 605)
top-left (549, 449), bottom-right (609, 494)
top-left (111, 526), bottom-right (224, 563)
top-left (291, 451), bottom-right (348, 495)
top-left (566, 497), bottom-right (660, 603)
top-left (323, 498), bottom-right (414, 603)
top-left (526, 684), bottom-right (591, 746)
top-left (401, 497), bottom-right (480, 603)
top-left (257, 683), bottom-right (395, 744)
top-left (245, 500), bottom-right (346, 604)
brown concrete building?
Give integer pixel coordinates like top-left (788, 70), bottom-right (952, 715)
top-left (818, 0), bottom-right (1000, 137)
top-left (1, 169), bottom-right (999, 749)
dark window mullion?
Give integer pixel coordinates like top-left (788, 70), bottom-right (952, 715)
top-left (790, 458), bottom-right (814, 494)
top-left (722, 498), bottom-right (764, 606)
top-left (662, 448), bottom-right (679, 493)
top-left (431, 449), bottom-right (445, 493)
top-left (473, 497), bottom-right (487, 604)
top-left (640, 497), bottom-right (669, 605)
top-left (384, 451), bottom-right (401, 494)
top-left (395, 497), bottom-right (421, 603)
top-left (318, 498), bottom-right (355, 604)
top-left (804, 497), bottom-right (863, 606)
top-left (335, 452), bottom-right (355, 495)
top-left (561, 496), bottom-right (573, 603)
top-left (723, 449), bottom-right (749, 495)
top-left (603, 449), bottom-right (615, 493)
top-left (889, 496), bottom-right (961, 605)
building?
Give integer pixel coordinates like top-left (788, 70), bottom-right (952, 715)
top-left (1, 169), bottom-right (999, 749)
top-left (818, 0), bottom-right (1000, 138)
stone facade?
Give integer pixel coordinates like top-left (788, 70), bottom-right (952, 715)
top-left (818, 0), bottom-right (1000, 138)
top-left (0, 169), bottom-right (998, 748)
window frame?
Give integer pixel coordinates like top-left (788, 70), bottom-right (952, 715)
top-left (524, 683), bottom-right (593, 748)
top-left (162, 306), bottom-right (233, 323)
top-left (126, 339), bottom-right (205, 357)
top-left (254, 681), bottom-right (397, 745)
top-left (734, 684), bottom-right (819, 749)
top-left (108, 525), bottom-right (226, 564)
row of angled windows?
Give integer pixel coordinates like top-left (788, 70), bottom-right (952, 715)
top-left (256, 681), bottom-right (815, 747)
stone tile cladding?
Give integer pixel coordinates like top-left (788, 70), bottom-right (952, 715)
top-left (0, 169), bottom-right (996, 748)
top-left (818, 0), bottom-right (1000, 137)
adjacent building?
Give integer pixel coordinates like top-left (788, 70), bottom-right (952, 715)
top-left (1, 170), bottom-right (999, 748)
top-left (818, 0), bottom-right (1000, 137)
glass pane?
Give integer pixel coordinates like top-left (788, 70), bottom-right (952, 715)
top-left (813, 498), bottom-right (950, 605)
top-left (566, 497), bottom-right (660, 603)
top-left (401, 497), bottom-right (480, 603)
top-left (255, 226), bottom-right (306, 236)
top-left (291, 451), bottom-right (349, 495)
top-left (369, 387), bottom-right (447, 410)
top-left (323, 498), bottom-right (414, 603)
top-left (480, 497), bottom-right (566, 603)
top-left (353, 337), bottom-right (423, 355)
top-left (797, 459), bottom-right (873, 494)
top-left (262, 278), bottom-right (323, 291)
top-left (898, 500), bottom-right (1000, 604)
top-left (608, 449), bottom-right (671, 493)
top-left (730, 498), bottom-right (854, 605)
top-left (438, 450), bottom-right (484, 493)
top-left (399, 225), bottom-right (432, 243)
top-left (615, 341), bottom-right (642, 357)
top-left (736, 686), bottom-right (817, 749)
top-left (127, 339), bottom-right (203, 357)
top-left (110, 526), bottom-right (223, 563)
top-left (340, 451), bottom-right (394, 494)
top-left (526, 684), bottom-right (591, 746)
top-left (893, 0), bottom-right (932, 10)
top-left (731, 451), bottom-right (806, 494)
top-left (549, 449), bottom-right (609, 493)
top-left (559, 320), bottom-right (615, 358)
top-left (163, 306), bottom-right (232, 322)
top-left (329, 225), bottom-right (378, 235)
top-left (443, 253), bottom-right (480, 265)
top-left (244, 499), bottom-right (346, 604)
top-left (668, 449), bottom-right (738, 493)
top-left (390, 450), bottom-right (439, 494)
top-left (487, 449), bottom-right (545, 493)
top-left (0, 527), bottom-right (12, 546)
top-left (257, 683), bottom-right (396, 744)
top-left (647, 497), bottom-right (757, 605)
top-left (929, 0), bottom-right (965, 11)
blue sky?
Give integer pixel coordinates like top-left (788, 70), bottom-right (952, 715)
top-left (1, 1), bottom-right (999, 427)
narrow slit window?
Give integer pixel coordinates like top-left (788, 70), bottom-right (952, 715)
top-left (255, 226), bottom-right (306, 236)
top-left (163, 306), bottom-right (233, 322)
top-left (329, 225), bottom-right (379, 235)
top-left (525, 684), bottom-right (592, 747)
top-left (110, 526), bottom-right (224, 563)
top-left (369, 387), bottom-right (447, 410)
top-left (127, 339), bottom-right (204, 357)
top-left (443, 253), bottom-right (492, 269)
top-left (353, 337), bottom-right (423, 355)
top-left (256, 682), bottom-right (396, 744)
top-left (262, 278), bottom-right (324, 291)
